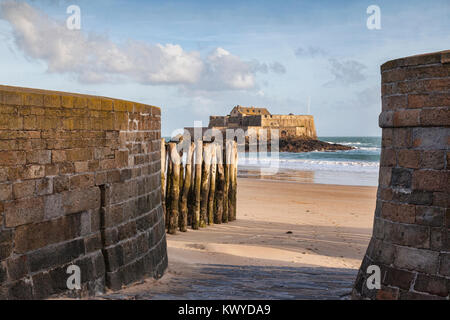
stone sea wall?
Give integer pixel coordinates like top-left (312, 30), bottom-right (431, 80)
top-left (0, 85), bottom-right (167, 299)
top-left (353, 51), bottom-right (449, 299)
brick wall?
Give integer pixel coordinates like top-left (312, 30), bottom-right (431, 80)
top-left (353, 51), bottom-right (450, 300)
top-left (0, 85), bottom-right (167, 299)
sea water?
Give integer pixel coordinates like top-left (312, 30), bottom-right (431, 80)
top-left (238, 137), bottom-right (381, 187)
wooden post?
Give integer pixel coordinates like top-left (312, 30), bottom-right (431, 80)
top-left (192, 139), bottom-right (203, 229)
top-left (235, 140), bottom-right (239, 221)
top-left (167, 142), bottom-right (181, 234)
top-left (187, 173), bottom-right (194, 227)
top-left (223, 140), bottom-right (232, 223)
top-left (179, 160), bottom-right (184, 193)
top-left (208, 143), bottom-right (217, 225)
top-left (215, 143), bottom-right (224, 224)
top-left (229, 141), bottom-right (238, 221)
top-left (180, 142), bottom-right (194, 232)
top-left (187, 141), bottom-right (196, 227)
top-left (178, 158), bottom-right (184, 230)
top-left (160, 138), bottom-right (167, 226)
top-left (165, 144), bottom-right (172, 229)
top-left (200, 143), bottom-right (212, 228)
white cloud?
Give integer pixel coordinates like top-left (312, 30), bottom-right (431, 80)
top-left (0, 1), bottom-right (203, 85)
top-left (0, 1), bottom-right (283, 91)
top-left (200, 47), bottom-right (256, 90)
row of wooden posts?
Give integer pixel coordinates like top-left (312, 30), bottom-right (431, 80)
top-left (161, 138), bottom-right (238, 234)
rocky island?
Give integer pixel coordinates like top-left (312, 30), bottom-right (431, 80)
top-left (185, 105), bottom-right (353, 152)
top-left (278, 137), bottom-right (353, 152)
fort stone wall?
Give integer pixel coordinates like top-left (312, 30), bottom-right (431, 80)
top-left (242, 115), bottom-right (263, 127)
top-left (0, 85), bottom-right (168, 299)
top-left (260, 115), bottom-right (317, 139)
top-left (207, 113), bottom-right (317, 139)
top-left (209, 116), bottom-right (228, 128)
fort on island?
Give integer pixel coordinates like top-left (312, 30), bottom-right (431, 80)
top-left (187, 105), bottom-right (317, 140)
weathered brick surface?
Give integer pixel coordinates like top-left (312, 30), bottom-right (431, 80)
top-left (0, 85), bottom-right (166, 299)
top-left (353, 51), bottom-right (450, 300)
top-left (412, 170), bottom-right (448, 192)
top-left (381, 202), bottom-right (416, 224)
top-left (414, 274), bottom-right (449, 297)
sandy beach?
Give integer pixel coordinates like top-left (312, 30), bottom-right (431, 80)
top-left (102, 177), bottom-right (377, 299)
top-left (166, 178), bottom-right (376, 270)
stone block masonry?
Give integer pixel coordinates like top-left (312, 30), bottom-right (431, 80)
top-left (0, 85), bottom-right (168, 299)
top-left (353, 51), bottom-right (449, 300)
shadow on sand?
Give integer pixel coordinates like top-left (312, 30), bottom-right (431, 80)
top-left (101, 264), bottom-right (357, 300)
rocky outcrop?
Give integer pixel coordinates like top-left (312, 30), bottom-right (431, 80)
top-left (278, 137), bottom-right (353, 153)
top-left (244, 137), bottom-right (353, 153)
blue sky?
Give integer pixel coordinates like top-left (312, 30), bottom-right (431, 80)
top-left (0, 0), bottom-right (449, 136)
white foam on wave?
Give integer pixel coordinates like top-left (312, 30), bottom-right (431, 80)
top-left (239, 157), bottom-right (380, 173)
top-left (237, 136), bottom-right (381, 175)
top-left (340, 142), bottom-right (362, 145)
top-left (357, 147), bottom-right (381, 151)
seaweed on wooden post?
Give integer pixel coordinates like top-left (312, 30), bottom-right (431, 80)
top-left (180, 142), bottom-right (194, 232)
top-left (222, 140), bottom-right (232, 223)
top-left (234, 141), bottom-right (239, 220)
top-left (187, 170), bottom-right (195, 227)
top-left (178, 158), bottom-right (184, 229)
top-left (192, 139), bottom-right (203, 229)
top-left (229, 141), bottom-right (238, 221)
top-left (161, 138), bottom-right (167, 225)
top-left (179, 160), bottom-right (184, 193)
top-left (200, 143), bottom-right (212, 228)
top-left (165, 143), bottom-right (172, 229)
top-left (167, 142), bottom-right (181, 234)
top-left (215, 143), bottom-right (224, 224)
top-left (208, 143), bottom-right (217, 225)
top-left (187, 141), bottom-right (196, 227)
